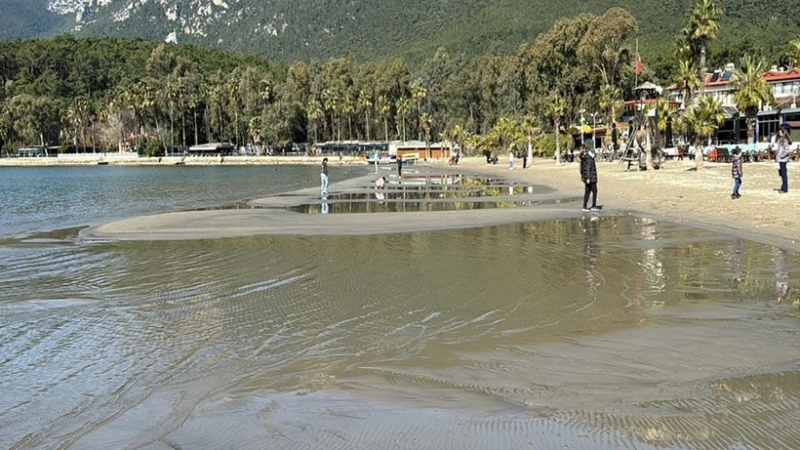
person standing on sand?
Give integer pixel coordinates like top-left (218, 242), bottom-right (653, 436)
top-left (320, 157), bottom-right (329, 196)
top-left (776, 124), bottom-right (791, 193)
top-left (508, 148), bottom-right (514, 170)
top-left (579, 145), bottom-right (599, 212)
top-left (731, 147), bottom-right (743, 199)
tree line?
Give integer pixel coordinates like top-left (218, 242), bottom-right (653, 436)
top-left (1, 3), bottom-right (797, 161)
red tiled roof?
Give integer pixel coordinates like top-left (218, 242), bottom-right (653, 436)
top-left (762, 67), bottom-right (800, 82)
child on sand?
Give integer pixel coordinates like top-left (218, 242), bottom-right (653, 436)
top-left (731, 147), bottom-right (743, 199)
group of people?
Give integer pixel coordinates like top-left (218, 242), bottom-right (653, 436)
top-left (730, 124), bottom-right (792, 199)
top-left (581, 124), bottom-right (793, 211)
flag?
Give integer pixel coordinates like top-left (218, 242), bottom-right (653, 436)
top-left (636, 55), bottom-right (642, 75)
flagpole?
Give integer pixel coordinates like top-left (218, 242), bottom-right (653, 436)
top-left (635, 38), bottom-right (639, 87)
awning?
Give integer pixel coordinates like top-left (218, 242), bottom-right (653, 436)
top-left (722, 105), bottom-right (739, 119)
top-left (568, 124), bottom-right (592, 134)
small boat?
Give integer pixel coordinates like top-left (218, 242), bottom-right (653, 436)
top-left (96, 161), bottom-right (109, 165)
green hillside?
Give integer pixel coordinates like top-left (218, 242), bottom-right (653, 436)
top-left (61, 0), bottom-right (800, 65)
top-left (0, 0), bottom-right (69, 41)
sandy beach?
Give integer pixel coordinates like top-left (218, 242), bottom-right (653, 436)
top-left (466, 157), bottom-right (800, 252)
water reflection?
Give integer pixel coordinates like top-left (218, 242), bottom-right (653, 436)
top-left (289, 198), bottom-right (573, 214)
top-left (775, 247), bottom-right (790, 303)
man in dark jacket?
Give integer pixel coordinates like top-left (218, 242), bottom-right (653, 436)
top-left (579, 145), bottom-right (599, 212)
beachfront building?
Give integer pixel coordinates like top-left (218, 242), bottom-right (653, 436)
top-left (17, 146), bottom-right (53, 157)
top-left (759, 66), bottom-right (800, 142)
top-left (188, 142), bottom-right (235, 156)
top-left (666, 64), bottom-right (800, 145)
top-left (389, 140), bottom-right (451, 161)
top-left (312, 140), bottom-right (451, 161)
top-left (313, 141), bottom-right (388, 156)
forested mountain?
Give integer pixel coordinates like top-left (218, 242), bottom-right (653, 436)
top-left (1, 0), bottom-right (798, 65)
top-left (0, 0), bottom-right (69, 41)
top-left (1, 3), bottom-right (799, 161)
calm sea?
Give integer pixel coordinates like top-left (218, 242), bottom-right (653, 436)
top-left (1, 165), bottom-right (799, 450)
top-left (0, 165), bottom-right (365, 237)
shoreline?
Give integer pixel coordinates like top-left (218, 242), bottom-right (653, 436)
top-left (25, 155), bottom-right (794, 253)
top-left (0, 154), bottom-right (369, 166)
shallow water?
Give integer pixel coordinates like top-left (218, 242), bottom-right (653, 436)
top-left (0, 165), bottom-right (365, 237)
top-left (2, 215), bottom-right (799, 449)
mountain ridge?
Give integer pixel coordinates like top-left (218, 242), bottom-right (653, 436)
top-left (1, 0), bottom-right (798, 65)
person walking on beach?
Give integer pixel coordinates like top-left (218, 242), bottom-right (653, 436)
top-left (320, 157), bottom-right (329, 196)
top-left (731, 147), bottom-right (743, 199)
top-left (508, 148), bottom-right (514, 170)
top-left (776, 124), bottom-right (791, 193)
top-left (579, 145), bottom-right (599, 212)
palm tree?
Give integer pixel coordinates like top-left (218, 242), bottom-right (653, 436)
top-left (342, 93), bottom-right (356, 141)
top-left (375, 94), bottom-right (391, 141)
top-left (396, 97), bottom-right (411, 142)
top-left (673, 59), bottom-right (702, 108)
top-left (597, 84), bottom-right (622, 149)
top-left (306, 99), bottom-right (324, 144)
top-left (682, 95), bottom-right (725, 170)
top-left (420, 112), bottom-right (432, 159)
top-left (322, 88), bottom-right (339, 141)
top-left (688, 0), bottom-right (722, 97)
top-left (358, 90), bottom-right (372, 141)
top-left (450, 124), bottom-right (467, 157)
top-left (788, 37), bottom-right (800, 67)
top-left (522, 114), bottom-right (538, 160)
top-left (546, 92), bottom-right (567, 164)
top-left (733, 55), bottom-right (774, 146)
top-left (655, 97), bottom-right (673, 151)
top-left (226, 70), bottom-right (243, 147)
top-left (187, 83), bottom-right (204, 146)
top-left (66, 97), bottom-right (89, 152)
top-left (410, 78), bottom-right (426, 140)
top-left (248, 116), bottom-right (262, 151)
top-left (490, 117), bottom-right (522, 157)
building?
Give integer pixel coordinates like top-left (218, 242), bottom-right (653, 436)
top-left (666, 64), bottom-right (800, 146)
top-left (188, 143), bottom-right (235, 156)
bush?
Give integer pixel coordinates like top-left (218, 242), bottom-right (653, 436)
top-left (533, 133), bottom-right (574, 157)
top-left (143, 139), bottom-right (161, 157)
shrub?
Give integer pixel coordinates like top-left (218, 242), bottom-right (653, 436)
top-left (533, 133), bottom-right (574, 157)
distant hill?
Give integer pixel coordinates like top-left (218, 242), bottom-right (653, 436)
top-left (1, 0), bottom-right (798, 64)
top-left (0, 0), bottom-right (70, 41)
